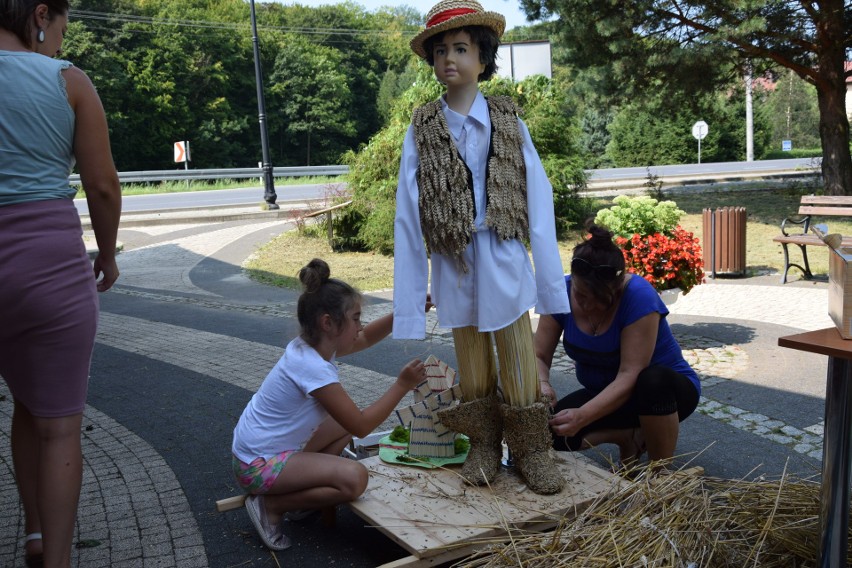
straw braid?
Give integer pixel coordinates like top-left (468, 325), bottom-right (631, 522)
top-left (413, 96), bottom-right (528, 272)
top-left (484, 96), bottom-right (528, 243)
top-left (413, 100), bottom-right (475, 271)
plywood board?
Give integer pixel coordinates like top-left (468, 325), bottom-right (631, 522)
top-left (348, 452), bottom-right (622, 563)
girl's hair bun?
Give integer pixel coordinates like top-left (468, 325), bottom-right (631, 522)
top-left (299, 258), bottom-right (331, 293)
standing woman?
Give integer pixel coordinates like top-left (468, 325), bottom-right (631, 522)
top-left (535, 225), bottom-right (699, 471)
top-left (0, 1), bottom-right (121, 566)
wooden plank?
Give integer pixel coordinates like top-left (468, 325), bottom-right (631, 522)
top-left (773, 234), bottom-right (852, 246)
top-left (348, 452), bottom-right (622, 562)
top-left (304, 200), bottom-right (353, 217)
top-left (216, 495), bottom-right (246, 512)
top-left (779, 327), bottom-right (852, 360)
top-left (800, 196), bottom-right (852, 206)
top-left (798, 205), bottom-right (852, 216)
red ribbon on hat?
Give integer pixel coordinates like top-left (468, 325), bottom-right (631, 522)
top-left (427, 8), bottom-right (477, 28)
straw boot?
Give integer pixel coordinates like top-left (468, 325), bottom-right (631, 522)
top-left (501, 402), bottom-right (565, 495)
top-left (436, 393), bottom-right (503, 486)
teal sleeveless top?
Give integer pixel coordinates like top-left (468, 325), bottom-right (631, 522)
top-left (0, 50), bottom-right (76, 207)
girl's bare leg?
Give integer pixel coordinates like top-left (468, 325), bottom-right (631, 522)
top-left (261, 417), bottom-right (366, 524)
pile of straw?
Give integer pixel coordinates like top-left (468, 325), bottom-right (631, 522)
top-left (455, 465), bottom-right (850, 567)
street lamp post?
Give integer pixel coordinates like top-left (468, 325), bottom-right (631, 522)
top-left (249, 0), bottom-right (278, 210)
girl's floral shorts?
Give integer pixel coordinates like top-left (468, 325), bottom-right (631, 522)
top-left (232, 450), bottom-right (295, 494)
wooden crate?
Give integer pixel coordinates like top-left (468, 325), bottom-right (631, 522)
top-left (829, 246), bottom-right (852, 338)
top-left (347, 452), bottom-right (623, 567)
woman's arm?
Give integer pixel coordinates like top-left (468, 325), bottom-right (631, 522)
top-left (550, 312), bottom-right (660, 436)
top-left (65, 66), bottom-right (121, 292)
top-left (534, 314), bottom-right (563, 405)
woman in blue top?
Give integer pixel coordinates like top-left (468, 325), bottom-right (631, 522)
top-left (535, 224), bottom-right (700, 470)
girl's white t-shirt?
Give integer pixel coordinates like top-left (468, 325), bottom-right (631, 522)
top-left (232, 336), bottom-right (339, 463)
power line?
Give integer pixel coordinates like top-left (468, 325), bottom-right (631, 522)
top-left (70, 9), bottom-right (418, 37)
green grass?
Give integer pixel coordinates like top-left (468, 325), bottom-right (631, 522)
top-left (244, 183), bottom-right (848, 292)
top-left (244, 231), bottom-right (397, 292)
top-left (76, 176), bottom-right (344, 198)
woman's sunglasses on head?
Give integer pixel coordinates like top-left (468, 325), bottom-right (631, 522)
top-left (570, 258), bottom-right (623, 282)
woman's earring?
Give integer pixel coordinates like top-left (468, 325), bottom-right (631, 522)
top-left (37, 28), bottom-right (45, 43)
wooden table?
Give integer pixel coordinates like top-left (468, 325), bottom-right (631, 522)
top-left (779, 327), bottom-right (852, 567)
top-left (347, 452), bottom-right (622, 567)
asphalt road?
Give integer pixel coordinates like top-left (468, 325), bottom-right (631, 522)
top-left (73, 157), bottom-right (819, 215)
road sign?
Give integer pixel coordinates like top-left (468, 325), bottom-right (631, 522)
top-left (174, 141), bottom-right (191, 163)
top-left (782, 140), bottom-right (793, 151)
top-left (692, 121), bottom-right (708, 140)
top-left (692, 121), bottom-right (708, 164)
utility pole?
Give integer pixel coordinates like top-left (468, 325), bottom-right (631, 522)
top-left (249, 0), bottom-right (278, 210)
top-left (745, 61), bottom-right (754, 162)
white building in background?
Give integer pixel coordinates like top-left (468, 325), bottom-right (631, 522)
top-left (496, 41), bottom-right (552, 81)
top-left (846, 62), bottom-right (851, 120)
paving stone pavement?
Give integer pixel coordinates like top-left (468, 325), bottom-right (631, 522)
top-left (0, 209), bottom-right (838, 567)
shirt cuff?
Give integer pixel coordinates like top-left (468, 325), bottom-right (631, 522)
top-left (392, 316), bottom-right (426, 340)
top-left (535, 283), bottom-right (571, 315)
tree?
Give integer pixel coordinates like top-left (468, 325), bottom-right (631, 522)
top-left (521, 0), bottom-right (851, 194)
top-left (268, 36), bottom-right (355, 166)
top-left (766, 69), bottom-right (821, 150)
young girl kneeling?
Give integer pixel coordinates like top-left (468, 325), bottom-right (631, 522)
top-left (231, 258), bottom-right (428, 550)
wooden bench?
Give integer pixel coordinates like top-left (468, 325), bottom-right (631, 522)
top-left (773, 195), bottom-right (852, 284)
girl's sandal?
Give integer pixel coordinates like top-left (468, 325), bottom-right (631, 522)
top-left (24, 533), bottom-right (44, 568)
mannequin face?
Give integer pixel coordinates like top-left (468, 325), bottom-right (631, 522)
top-left (431, 29), bottom-right (485, 88)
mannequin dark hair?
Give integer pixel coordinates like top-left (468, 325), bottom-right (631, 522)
top-left (571, 223), bottom-right (626, 306)
top-left (422, 25), bottom-right (500, 81)
top-left (297, 258), bottom-right (362, 345)
top-left (0, 0), bottom-right (69, 48)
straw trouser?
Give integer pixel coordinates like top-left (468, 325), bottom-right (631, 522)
top-left (450, 312), bottom-right (539, 407)
top-left (442, 313), bottom-right (565, 494)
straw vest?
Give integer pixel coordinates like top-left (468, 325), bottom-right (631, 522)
top-left (412, 95), bottom-right (528, 271)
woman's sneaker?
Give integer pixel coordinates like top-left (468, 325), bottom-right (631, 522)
top-left (245, 495), bottom-right (291, 551)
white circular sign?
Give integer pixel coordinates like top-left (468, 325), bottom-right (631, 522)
top-left (692, 121), bottom-right (708, 140)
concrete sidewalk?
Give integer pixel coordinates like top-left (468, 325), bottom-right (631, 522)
top-left (0, 208), bottom-right (837, 567)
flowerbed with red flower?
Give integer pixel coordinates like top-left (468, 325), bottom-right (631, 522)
top-left (615, 226), bottom-right (705, 295)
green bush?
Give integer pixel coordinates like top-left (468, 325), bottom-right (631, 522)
top-left (761, 148), bottom-right (822, 160)
top-left (594, 195), bottom-right (685, 238)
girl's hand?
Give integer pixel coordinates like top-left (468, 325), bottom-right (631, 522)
top-left (397, 358), bottom-right (427, 390)
top-left (549, 408), bottom-right (584, 437)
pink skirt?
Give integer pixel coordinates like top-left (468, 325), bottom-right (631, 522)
top-left (0, 198), bottom-right (98, 417)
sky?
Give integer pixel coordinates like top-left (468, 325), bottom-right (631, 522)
top-left (271, 0), bottom-right (540, 30)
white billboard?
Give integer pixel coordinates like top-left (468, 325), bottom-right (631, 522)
top-left (496, 41), bottom-right (552, 81)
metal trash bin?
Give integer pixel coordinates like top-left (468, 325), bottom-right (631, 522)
top-left (702, 207), bottom-right (746, 277)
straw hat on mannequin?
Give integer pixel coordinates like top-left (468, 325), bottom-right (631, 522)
top-left (409, 0), bottom-right (505, 59)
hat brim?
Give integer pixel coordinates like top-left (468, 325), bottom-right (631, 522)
top-left (410, 11), bottom-right (506, 59)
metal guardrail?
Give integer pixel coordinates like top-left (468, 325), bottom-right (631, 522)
top-left (69, 161), bottom-right (819, 190)
top-left (69, 165), bottom-right (349, 185)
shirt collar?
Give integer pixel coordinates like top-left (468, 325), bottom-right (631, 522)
top-left (440, 91), bottom-right (488, 140)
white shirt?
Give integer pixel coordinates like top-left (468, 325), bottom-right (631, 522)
top-left (232, 336), bottom-right (338, 462)
top-left (393, 92), bottom-right (570, 339)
